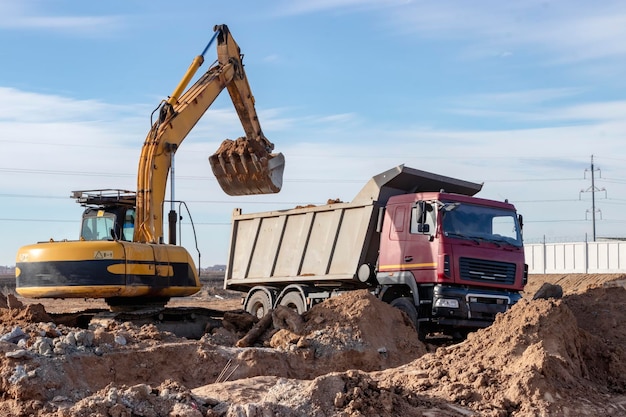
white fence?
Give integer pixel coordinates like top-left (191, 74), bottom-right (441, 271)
top-left (524, 241), bottom-right (626, 274)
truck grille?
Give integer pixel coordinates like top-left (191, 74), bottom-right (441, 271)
top-left (459, 257), bottom-right (516, 285)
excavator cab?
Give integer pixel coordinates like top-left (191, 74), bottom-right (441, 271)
top-left (79, 207), bottom-right (136, 241)
top-left (74, 190), bottom-right (136, 241)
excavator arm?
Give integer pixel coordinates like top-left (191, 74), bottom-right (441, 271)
top-left (135, 24), bottom-right (285, 244)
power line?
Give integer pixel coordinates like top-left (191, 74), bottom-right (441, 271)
top-left (0, 166), bottom-right (607, 184)
top-left (524, 219), bottom-right (588, 223)
top-left (0, 193), bottom-right (326, 206)
top-left (0, 217), bottom-right (231, 226)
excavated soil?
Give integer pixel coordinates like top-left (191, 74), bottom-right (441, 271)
top-left (212, 136), bottom-right (269, 158)
top-left (0, 273), bottom-right (625, 416)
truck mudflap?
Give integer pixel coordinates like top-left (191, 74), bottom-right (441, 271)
top-left (430, 284), bottom-right (522, 329)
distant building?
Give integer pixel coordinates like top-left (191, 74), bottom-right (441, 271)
top-left (204, 265), bottom-right (226, 272)
top-left (0, 265), bottom-right (15, 276)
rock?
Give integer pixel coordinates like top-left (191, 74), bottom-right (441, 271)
top-left (8, 364), bottom-right (28, 384)
top-left (76, 329), bottom-right (95, 347)
top-left (533, 283), bottom-right (564, 300)
top-left (5, 349), bottom-right (30, 359)
top-left (7, 294), bottom-right (24, 309)
top-left (1, 326), bottom-right (29, 344)
top-left (33, 337), bottom-right (54, 356)
top-left (272, 305), bottom-right (305, 334)
top-left (0, 292), bottom-right (8, 309)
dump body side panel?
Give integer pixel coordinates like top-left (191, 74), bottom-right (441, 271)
top-left (225, 201), bottom-right (379, 290)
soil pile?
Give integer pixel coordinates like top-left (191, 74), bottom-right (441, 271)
top-left (378, 291), bottom-right (626, 416)
top-left (211, 136), bottom-right (269, 159)
top-left (0, 274), bottom-right (624, 416)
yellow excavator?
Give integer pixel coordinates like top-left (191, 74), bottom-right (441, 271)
top-left (15, 24), bottom-right (285, 308)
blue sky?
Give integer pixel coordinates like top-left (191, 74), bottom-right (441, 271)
top-left (2, 0), bottom-right (626, 267)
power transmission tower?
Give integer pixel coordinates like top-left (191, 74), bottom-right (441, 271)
top-left (579, 155), bottom-right (606, 241)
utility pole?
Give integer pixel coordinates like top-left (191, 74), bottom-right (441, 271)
top-left (579, 155), bottom-right (606, 241)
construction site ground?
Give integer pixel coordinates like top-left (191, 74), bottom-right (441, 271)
top-left (1, 273), bottom-right (625, 416)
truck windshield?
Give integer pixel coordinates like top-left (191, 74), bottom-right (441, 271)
top-left (441, 202), bottom-right (522, 247)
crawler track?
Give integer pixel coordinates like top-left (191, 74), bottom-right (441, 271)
top-left (50, 307), bottom-right (227, 339)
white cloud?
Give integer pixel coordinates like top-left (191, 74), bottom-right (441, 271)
top-left (0, 87), bottom-right (141, 123)
top-left (273, 0), bottom-right (626, 64)
top-left (457, 88), bottom-right (586, 106)
top-left (391, 1), bottom-right (626, 63)
top-left (272, 0), bottom-right (399, 16)
top-left (0, 2), bottom-right (123, 34)
top-left (446, 90), bottom-right (626, 124)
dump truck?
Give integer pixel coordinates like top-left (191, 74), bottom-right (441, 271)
top-left (224, 165), bottom-right (526, 339)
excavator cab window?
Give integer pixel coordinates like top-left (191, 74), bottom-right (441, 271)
top-left (122, 209), bottom-right (135, 241)
top-left (80, 210), bottom-right (117, 241)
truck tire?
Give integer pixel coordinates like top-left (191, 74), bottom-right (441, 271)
top-left (278, 291), bottom-right (306, 315)
top-left (246, 291), bottom-right (272, 318)
top-left (390, 297), bottom-right (425, 340)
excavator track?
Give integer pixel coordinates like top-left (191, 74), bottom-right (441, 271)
top-left (50, 307), bottom-right (226, 340)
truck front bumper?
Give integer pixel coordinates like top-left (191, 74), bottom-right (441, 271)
top-left (430, 284), bottom-right (522, 328)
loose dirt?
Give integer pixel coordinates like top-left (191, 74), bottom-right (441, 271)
top-left (0, 273), bottom-right (625, 416)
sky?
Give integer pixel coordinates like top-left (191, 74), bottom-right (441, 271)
top-left (2, 0), bottom-right (626, 267)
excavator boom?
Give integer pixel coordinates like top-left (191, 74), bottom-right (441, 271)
top-left (208, 25), bottom-right (285, 195)
top-left (136, 24), bottom-right (285, 243)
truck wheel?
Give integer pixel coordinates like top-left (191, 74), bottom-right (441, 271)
top-left (246, 291), bottom-right (271, 318)
top-left (390, 297), bottom-right (425, 340)
top-left (278, 291), bottom-right (306, 315)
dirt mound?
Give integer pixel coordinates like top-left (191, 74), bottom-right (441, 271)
top-left (270, 290), bottom-right (426, 371)
top-left (195, 288), bottom-right (626, 416)
top-left (0, 276), bottom-right (625, 416)
top-left (523, 273), bottom-right (626, 297)
top-left (0, 303), bottom-right (52, 329)
top-left (563, 287), bottom-right (626, 391)
top-left (0, 290), bottom-right (426, 416)
top-left (377, 292), bottom-right (626, 416)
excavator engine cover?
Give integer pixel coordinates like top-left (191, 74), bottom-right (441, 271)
top-left (209, 137), bottom-right (285, 195)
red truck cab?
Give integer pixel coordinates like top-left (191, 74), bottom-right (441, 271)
top-left (377, 191), bottom-right (526, 339)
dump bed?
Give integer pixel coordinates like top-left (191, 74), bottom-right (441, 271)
top-left (224, 165), bottom-right (482, 291)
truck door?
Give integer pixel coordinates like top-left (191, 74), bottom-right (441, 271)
top-left (378, 202), bottom-right (407, 272)
top-left (379, 200), bottom-right (436, 277)
top-left (404, 201), bottom-right (437, 282)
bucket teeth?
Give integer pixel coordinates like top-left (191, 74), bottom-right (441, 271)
top-left (209, 141), bottom-right (285, 196)
top-left (218, 154), bottom-right (228, 175)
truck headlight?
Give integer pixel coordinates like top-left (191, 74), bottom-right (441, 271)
top-left (434, 298), bottom-right (459, 309)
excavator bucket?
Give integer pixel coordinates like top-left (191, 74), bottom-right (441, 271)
top-left (209, 137), bottom-right (285, 196)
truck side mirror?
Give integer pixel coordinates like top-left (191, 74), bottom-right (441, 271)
top-left (414, 202), bottom-right (424, 220)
